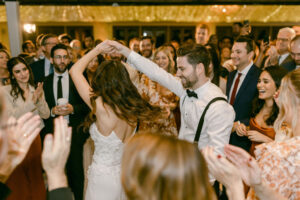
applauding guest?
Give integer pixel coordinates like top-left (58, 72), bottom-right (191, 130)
top-left (1, 57), bottom-right (50, 200)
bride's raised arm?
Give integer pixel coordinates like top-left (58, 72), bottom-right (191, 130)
top-left (69, 41), bottom-right (111, 109)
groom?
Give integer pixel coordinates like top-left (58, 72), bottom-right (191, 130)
top-left (100, 40), bottom-right (235, 155)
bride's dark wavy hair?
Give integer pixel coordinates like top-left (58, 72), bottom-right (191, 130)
top-left (82, 60), bottom-right (161, 132)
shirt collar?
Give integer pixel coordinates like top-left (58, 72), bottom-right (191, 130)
top-left (280, 52), bottom-right (289, 58)
top-left (45, 57), bottom-right (51, 66)
top-left (54, 70), bottom-right (68, 79)
top-left (238, 61), bottom-right (253, 76)
top-left (193, 80), bottom-right (211, 95)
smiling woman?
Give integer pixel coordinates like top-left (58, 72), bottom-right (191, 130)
top-left (137, 46), bottom-right (179, 136)
top-left (236, 65), bottom-right (288, 156)
top-left (1, 56), bottom-right (50, 200)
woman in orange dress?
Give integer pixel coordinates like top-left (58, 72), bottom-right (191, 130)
top-left (236, 66), bottom-right (288, 156)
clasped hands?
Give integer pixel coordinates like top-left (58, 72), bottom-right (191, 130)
top-left (234, 122), bottom-right (272, 143)
top-left (52, 104), bottom-right (73, 116)
top-left (94, 40), bottom-right (131, 58)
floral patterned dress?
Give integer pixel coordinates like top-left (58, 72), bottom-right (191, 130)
top-left (247, 136), bottom-right (300, 200)
top-left (137, 74), bottom-right (179, 136)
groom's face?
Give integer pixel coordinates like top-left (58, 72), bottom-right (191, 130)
top-left (176, 56), bottom-right (198, 89)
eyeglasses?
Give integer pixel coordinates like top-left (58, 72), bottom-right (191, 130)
top-left (54, 55), bottom-right (69, 60)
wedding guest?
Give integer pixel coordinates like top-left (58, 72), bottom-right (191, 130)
top-left (42, 117), bottom-right (74, 200)
top-left (140, 36), bottom-right (154, 59)
top-left (0, 112), bottom-right (42, 200)
top-left (2, 57), bottom-right (50, 200)
top-left (0, 113), bottom-right (73, 200)
top-left (70, 39), bottom-right (83, 60)
top-left (59, 33), bottom-right (72, 46)
top-left (195, 24), bottom-right (209, 45)
top-left (83, 35), bottom-right (94, 50)
top-left (206, 44), bottom-right (226, 94)
top-left (236, 66), bottom-right (288, 156)
top-left (129, 37), bottom-right (140, 53)
top-left (0, 49), bottom-right (10, 86)
top-left (205, 68), bottom-right (300, 200)
top-left (122, 133), bottom-right (217, 200)
top-left (137, 46), bottom-right (179, 136)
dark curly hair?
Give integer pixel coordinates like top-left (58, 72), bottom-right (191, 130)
top-left (7, 57), bottom-right (35, 102)
top-left (82, 60), bottom-right (162, 132)
top-left (251, 66), bottom-right (288, 125)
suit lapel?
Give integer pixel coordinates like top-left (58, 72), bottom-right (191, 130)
top-left (281, 55), bottom-right (292, 65)
top-left (48, 74), bottom-right (56, 107)
top-left (234, 65), bottom-right (255, 104)
top-left (68, 74), bottom-right (74, 103)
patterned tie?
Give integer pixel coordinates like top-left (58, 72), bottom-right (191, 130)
top-left (57, 76), bottom-right (63, 100)
top-left (229, 73), bottom-right (242, 105)
top-left (186, 89), bottom-right (198, 99)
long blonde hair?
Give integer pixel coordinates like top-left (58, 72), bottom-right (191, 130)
top-left (153, 46), bottom-right (176, 74)
top-left (121, 133), bottom-right (216, 200)
top-left (274, 68), bottom-right (300, 136)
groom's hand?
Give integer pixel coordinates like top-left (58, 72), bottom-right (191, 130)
top-left (107, 40), bottom-right (131, 58)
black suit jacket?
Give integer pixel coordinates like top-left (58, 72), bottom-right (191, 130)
top-left (42, 73), bottom-right (89, 133)
top-left (43, 72), bottom-right (89, 200)
top-left (30, 58), bottom-right (54, 83)
top-left (226, 64), bottom-right (261, 151)
top-left (280, 54), bottom-right (296, 72)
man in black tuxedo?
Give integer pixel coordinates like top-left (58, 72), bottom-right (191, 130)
top-left (226, 36), bottom-right (261, 151)
top-left (43, 44), bottom-right (89, 200)
top-left (31, 34), bottom-right (58, 83)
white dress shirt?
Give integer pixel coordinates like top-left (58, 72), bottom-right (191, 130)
top-left (228, 61), bottom-right (253, 102)
top-left (44, 58), bottom-right (52, 77)
top-left (127, 51), bottom-right (235, 154)
top-left (53, 70), bottom-right (70, 122)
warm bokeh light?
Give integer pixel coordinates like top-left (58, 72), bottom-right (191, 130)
top-left (23, 23), bottom-right (36, 33)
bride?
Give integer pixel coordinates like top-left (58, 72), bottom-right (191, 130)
top-left (69, 41), bottom-right (160, 200)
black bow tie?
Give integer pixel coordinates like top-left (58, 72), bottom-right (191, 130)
top-left (186, 89), bottom-right (198, 99)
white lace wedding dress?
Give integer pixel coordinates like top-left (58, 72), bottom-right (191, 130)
top-left (85, 123), bottom-right (126, 200)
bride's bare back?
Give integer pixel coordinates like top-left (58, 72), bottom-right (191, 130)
top-left (94, 97), bottom-right (136, 143)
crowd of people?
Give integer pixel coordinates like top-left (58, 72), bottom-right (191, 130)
top-left (0, 21), bottom-right (299, 200)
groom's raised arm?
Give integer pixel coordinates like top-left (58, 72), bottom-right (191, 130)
top-left (107, 40), bottom-right (185, 97)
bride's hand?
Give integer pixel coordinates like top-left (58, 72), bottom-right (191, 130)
top-left (106, 40), bottom-right (132, 58)
top-left (95, 40), bottom-right (115, 55)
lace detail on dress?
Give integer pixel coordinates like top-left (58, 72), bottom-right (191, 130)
top-left (86, 123), bottom-right (126, 200)
top-left (247, 136), bottom-right (300, 200)
top-left (89, 123), bottom-right (124, 167)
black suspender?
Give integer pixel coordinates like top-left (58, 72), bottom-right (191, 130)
top-left (193, 97), bottom-right (227, 143)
